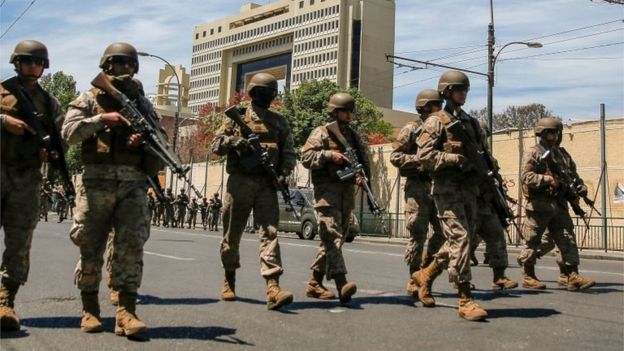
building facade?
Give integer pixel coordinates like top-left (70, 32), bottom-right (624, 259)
top-left (189, 0), bottom-right (395, 113)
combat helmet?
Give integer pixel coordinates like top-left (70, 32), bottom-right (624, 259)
top-left (415, 89), bottom-right (443, 109)
top-left (10, 40), bottom-right (49, 68)
top-left (437, 71), bottom-right (470, 94)
top-left (246, 72), bottom-right (277, 95)
top-left (534, 117), bottom-right (562, 136)
top-left (99, 42), bottom-right (139, 73)
top-left (327, 93), bottom-right (356, 114)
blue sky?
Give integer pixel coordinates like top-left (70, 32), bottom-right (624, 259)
top-left (1, 0), bottom-right (622, 122)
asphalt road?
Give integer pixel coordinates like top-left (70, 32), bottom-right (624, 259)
top-left (1, 219), bottom-right (623, 351)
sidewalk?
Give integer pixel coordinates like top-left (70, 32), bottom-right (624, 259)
top-left (352, 235), bottom-right (624, 262)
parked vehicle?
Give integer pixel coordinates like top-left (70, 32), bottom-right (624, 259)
top-left (277, 188), bottom-right (358, 241)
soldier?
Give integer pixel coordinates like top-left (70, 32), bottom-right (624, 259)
top-left (0, 39), bottom-right (63, 331)
top-left (187, 197), bottom-right (199, 229)
top-left (390, 89), bottom-right (446, 301)
top-left (40, 177), bottom-right (52, 222)
top-left (517, 117), bottom-right (595, 291)
top-left (199, 197), bottom-right (209, 230)
top-left (62, 42), bottom-right (163, 336)
top-left (163, 188), bottom-right (175, 228)
top-left (173, 188), bottom-right (189, 228)
top-left (470, 121), bottom-right (518, 290)
top-left (208, 192), bottom-right (222, 231)
top-left (415, 71), bottom-right (487, 321)
top-left (147, 193), bottom-right (156, 225)
top-left (211, 72), bottom-right (296, 310)
top-left (153, 192), bottom-right (163, 227)
top-left (300, 92), bottom-right (365, 304)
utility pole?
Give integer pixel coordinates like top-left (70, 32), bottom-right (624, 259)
top-left (487, 0), bottom-right (496, 150)
top-left (600, 104), bottom-right (607, 252)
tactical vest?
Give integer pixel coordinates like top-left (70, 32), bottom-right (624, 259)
top-left (522, 145), bottom-right (556, 201)
top-left (0, 77), bottom-right (54, 168)
top-left (432, 110), bottom-right (481, 157)
top-left (396, 120), bottom-right (425, 178)
top-left (310, 124), bottom-right (358, 184)
top-left (226, 107), bottom-right (280, 175)
top-left (81, 87), bottom-right (145, 169)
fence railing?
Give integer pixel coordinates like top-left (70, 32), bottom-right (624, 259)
top-left (357, 213), bottom-right (624, 252)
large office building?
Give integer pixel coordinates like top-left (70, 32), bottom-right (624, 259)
top-left (189, 0), bottom-right (395, 113)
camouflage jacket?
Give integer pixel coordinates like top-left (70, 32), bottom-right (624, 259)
top-left (211, 104), bottom-right (296, 177)
top-left (390, 118), bottom-right (428, 179)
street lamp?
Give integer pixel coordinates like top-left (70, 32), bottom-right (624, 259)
top-left (138, 51), bottom-right (183, 189)
top-left (137, 51), bottom-right (182, 153)
top-left (487, 0), bottom-right (542, 148)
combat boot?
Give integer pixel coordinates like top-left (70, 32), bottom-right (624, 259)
top-left (306, 271), bottom-right (335, 300)
top-left (266, 278), bottom-right (293, 310)
top-left (458, 282), bottom-right (487, 321)
top-left (80, 291), bottom-right (102, 333)
top-left (491, 267), bottom-right (518, 290)
top-left (557, 265), bottom-right (568, 286)
top-left (521, 264), bottom-right (546, 289)
top-left (221, 271), bottom-right (236, 301)
top-left (413, 260), bottom-right (442, 307)
top-left (406, 277), bottom-right (419, 298)
top-left (566, 265), bottom-right (595, 291)
top-left (0, 278), bottom-right (20, 331)
top-left (115, 291), bottom-right (147, 336)
top-left (334, 274), bottom-right (357, 304)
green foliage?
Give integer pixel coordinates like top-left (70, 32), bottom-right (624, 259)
top-left (39, 71), bottom-right (79, 112)
top-left (65, 144), bottom-right (83, 175)
top-left (470, 103), bottom-right (559, 132)
top-left (276, 80), bottom-right (392, 148)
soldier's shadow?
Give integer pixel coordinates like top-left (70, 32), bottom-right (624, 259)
top-left (148, 326), bottom-right (253, 345)
top-left (486, 307), bottom-right (561, 319)
top-left (0, 329), bottom-right (30, 339)
top-left (287, 295), bottom-right (414, 311)
top-left (21, 316), bottom-right (114, 329)
top-left (138, 294), bottom-right (218, 305)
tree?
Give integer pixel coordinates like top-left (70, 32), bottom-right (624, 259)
top-left (40, 71), bottom-right (82, 174)
top-left (470, 103), bottom-right (560, 131)
top-left (277, 79), bottom-right (393, 148)
top-left (39, 71), bottom-right (79, 113)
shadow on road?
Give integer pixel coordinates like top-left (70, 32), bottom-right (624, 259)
top-left (148, 326), bottom-right (253, 345)
top-left (486, 307), bottom-right (561, 319)
top-left (21, 316), bottom-right (114, 329)
top-left (138, 294), bottom-right (218, 305)
top-left (0, 329), bottom-right (30, 339)
top-left (287, 295), bottom-right (415, 311)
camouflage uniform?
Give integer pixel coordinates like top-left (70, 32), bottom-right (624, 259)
top-left (187, 199), bottom-right (198, 229)
top-left (416, 108), bottom-right (483, 284)
top-left (1, 78), bottom-right (62, 284)
top-left (390, 118), bottom-right (445, 276)
top-left (211, 104), bottom-right (296, 278)
top-left (174, 190), bottom-right (189, 227)
top-left (62, 79), bottom-right (158, 295)
top-left (163, 190), bottom-right (175, 227)
top-left (301, 123), bottom-right (369, 279)
top-left (209, 195), bottom-right (222, 231)
top-left (199, 198), bottom-right (209, 230)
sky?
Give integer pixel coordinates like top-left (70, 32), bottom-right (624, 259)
top-left (1, 0), bottom-right (623, 122)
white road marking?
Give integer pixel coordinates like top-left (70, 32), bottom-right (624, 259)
top-left (538, 265), bottom-right (624, 277)
top-left (145, 251), bottom-right (194, 261)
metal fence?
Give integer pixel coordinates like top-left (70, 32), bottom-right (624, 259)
top-left (357, 213), bottom-right (624, 252)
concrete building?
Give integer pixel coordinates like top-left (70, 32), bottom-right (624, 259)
top-left (189, 0), bottom-right (395, 113)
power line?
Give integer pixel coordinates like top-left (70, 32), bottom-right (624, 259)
top-left (0, 0), bottom-right (7, 8)
top-left (395, 43), bottom-right (484, 55)
top-left (0, 0), bottom-right (37, 40)
top-left (524, 18), bottom-right (624, 42)
top-left (499, 41), bottom-right (624, 61)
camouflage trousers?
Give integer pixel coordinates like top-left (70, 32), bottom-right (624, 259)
top-left (70, 177), bottom-right (150, 293)
top-left (518, 206), bottom-right (579, 267)
top-left (432, 190), bottom-right (478, 284)
top-left (537, 230), bottom-right (564, 266)
top-left (220, 173), bottom-right (283, 278)
top-left (469, 201), bottom-right (510, 269)
top-left (210, 210), bottom-right (220, 229)
top-left (402, 177), bottom-right (445, 274)
top-left (0, 165), bottom-right (42, 284)
top-left (164, 204), bottom-right (174, 226)
top-left (310, 182), bottom-right (355, 279)
top-left (176, 207), bottom-right (187, 227)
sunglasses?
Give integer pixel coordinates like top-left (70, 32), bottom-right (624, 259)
top-left (17, 56), bottom-right (45, 66)
top-left (451, 85), bottom-right (470, 93)
top-left (109, 56), bottom-right (137, 66)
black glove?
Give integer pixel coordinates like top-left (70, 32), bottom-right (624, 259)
top-left (230, 136), bottom-right (250, 153)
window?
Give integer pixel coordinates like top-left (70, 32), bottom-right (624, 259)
top-left (310, 0), bottom-right (315, 5)
top-left (195, 33), bottom-right (199, 40)
top-left (203, 31), bottom-right (206, 37)
top-left (218, 26), bottom-right (222, 33)
top-left (299, 1), bottom-right (303, 9)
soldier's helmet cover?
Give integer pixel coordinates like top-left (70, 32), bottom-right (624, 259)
top-left (10, 40), bottom-right (49, 68)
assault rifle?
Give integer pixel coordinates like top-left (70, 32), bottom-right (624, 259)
top-left (223, 106), bottom-right (300, 219)
top-left (91, 73), bottom-right (203, 200)
top-left (326, 122), bottom-right (388, 236)
top-left (445, 117), bottom-right (516, 229)
top-left (541, 148), bottom-right (601, 229)
top-left (3, 78), bottom-right (75, 207)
